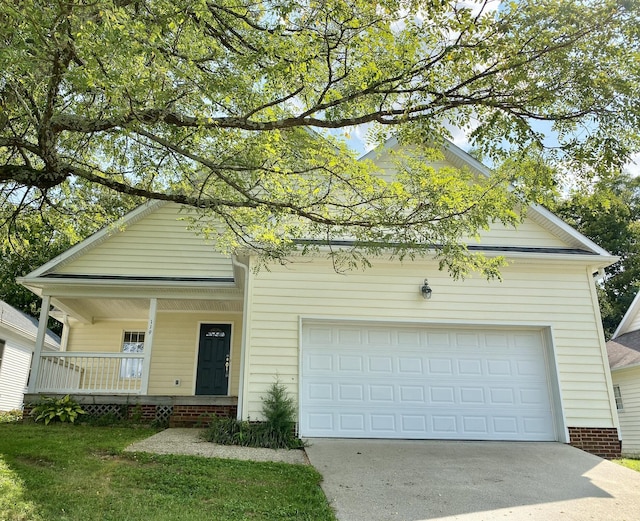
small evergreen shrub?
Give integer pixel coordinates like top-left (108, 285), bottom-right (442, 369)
top-left (260, 380), bottom-right (304, 449)
top-left (203, 380), bottom-right (304, 449)
top-left (30, 395), bottom-right (86, 425)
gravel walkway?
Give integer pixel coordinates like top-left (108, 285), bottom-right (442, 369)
top-left (123, 428), bottom-right (309, 465)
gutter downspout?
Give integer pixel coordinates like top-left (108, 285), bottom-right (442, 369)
top-left (232, 255), bottom-right (250, 420)
top-left (587, 265), bottom-right (621, 438)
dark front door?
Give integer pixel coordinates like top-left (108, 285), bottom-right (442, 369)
top-left (196, 324), bottom-right (231, 395)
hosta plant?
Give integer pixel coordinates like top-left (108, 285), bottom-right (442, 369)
top-left (30, 395), bottom-right (86, 425)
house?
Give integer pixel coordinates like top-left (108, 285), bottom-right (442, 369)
top-left (606, 290), bottom-right (640, 456)
top-left (18, 139), bottom-right (622, 457)
top-left (0, 300), bottom-right (60, 411)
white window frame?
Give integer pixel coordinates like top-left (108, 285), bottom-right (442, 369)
top-left (120, 331), bottom-right (145, 379)
top-left (613, 384), bottom-right (624, 411)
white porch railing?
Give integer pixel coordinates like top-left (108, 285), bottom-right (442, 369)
top-left (36, 353), bottom-right (144, 394)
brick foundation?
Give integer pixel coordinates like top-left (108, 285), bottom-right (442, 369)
top-left (568, 427), bottom-right (621, 459)
top-left (22, 394), bottom-right (238, 428)
top-left (128, 404), bottom-right (158, 422)
top-left (169, 404), bottom-right (238, 427)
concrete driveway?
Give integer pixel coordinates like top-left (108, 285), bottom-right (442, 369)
top-left (304, 439), bottom-right (640, 521)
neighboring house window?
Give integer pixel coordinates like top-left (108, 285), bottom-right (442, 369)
top-left (613, 385), bottom-right (624, 411)
top-left (120, 332), bottom-right (144, 378)
top-left (0, 339), bottom-right (5, 373)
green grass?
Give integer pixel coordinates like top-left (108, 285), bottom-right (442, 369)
top-left (0, 423), bottom-right (336, 521)
top-left (614, 458), bottom-right (640, 472)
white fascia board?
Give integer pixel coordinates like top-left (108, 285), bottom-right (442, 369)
top-left (528, 205), bottom-right (612, 257)
top-left (611, 362), bottom-right (640, 374)
top-left (283, 244), bottom-right (618, 267)
top-left (612, 290), bottom-right (640, 339)
top-left (442, 139), bottom-right (492, 178)
top-left (24, 200), bottom-right (166, 278)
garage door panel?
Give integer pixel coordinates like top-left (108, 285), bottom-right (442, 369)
top-left (304, 379), bottom-right (553, 408)
top-left (301, 323), bottom-right (557, 441)
top-left (301, 407), bottom-right (555, 440)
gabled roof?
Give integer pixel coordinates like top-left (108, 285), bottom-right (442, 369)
top-left (0, 300), bottom-right (60, 348)
top-left (21, 136), bottom-right (616, 287)
top-left (608, 330), bottom-right (640, 370)
top-left (25, 200), bottom-right (166, 278)
top-left (607, 289), bottom-right (640, 371)
top-left (361, 137), bottom-right (613, 258)
top-left (612, 290), bottom-right (640, 339)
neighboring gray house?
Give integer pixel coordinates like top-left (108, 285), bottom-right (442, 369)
top-left (607, 290), bottom-right (640, 456)
top-left (0, 300), bottom-right (60, 411)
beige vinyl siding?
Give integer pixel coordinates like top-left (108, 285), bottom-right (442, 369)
top-left (67, 320), bottom-right (148, 353)
top-left (54, 203), bottom-right (233, 278)
top-left (612, 367), bottom-right (640, 456)
top-left (244, 258), bottom-right (614, 430)
top-left (0, 341), bottom-right (32, 411)
top-left (66, 314), bottom-right (242, 396)
top-left (472, 219), bottom-right (569, 247)
top-left (369, 147), bottom-right (568, 248)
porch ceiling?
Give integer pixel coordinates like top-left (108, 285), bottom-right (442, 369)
top-left (52, 297), bottom-right (243, 322)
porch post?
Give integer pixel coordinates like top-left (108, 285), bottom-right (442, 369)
top-left (28, 295), bottom-right (51, 393)
top-left (140, 298), bottom-right (157, 394)
top-left (60, 314), bottom-right (69, 351)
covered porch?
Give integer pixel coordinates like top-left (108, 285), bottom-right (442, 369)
top-left (20, 267), bottom-right (248, 421)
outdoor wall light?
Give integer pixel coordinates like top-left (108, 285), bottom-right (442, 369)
top-left (420, 279), bottom-right (433, 300)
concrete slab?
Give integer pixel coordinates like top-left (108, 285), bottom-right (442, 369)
top-left (124, 428), bottom-right (308, 465)
top-left (304, 439), bottom-right (640, 521)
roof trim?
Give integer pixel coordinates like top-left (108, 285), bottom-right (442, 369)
top-left (25, 200), bottom-right (167, 278)
top-left (613, 290), bottom-right (640, 338)
top-left (41, 274), bottom-right (235, 283)
top-left (294, 239), bottom-right (598, 256)
top-left (611, 361), bottom-right (640, 373)
top-left (527, 205), bottom-right (611, 257)
top-left (18, 275), bottom-right (237, 291)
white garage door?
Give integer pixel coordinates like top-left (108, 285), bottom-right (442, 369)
top-left (300, 323), bottom-right (557, 441)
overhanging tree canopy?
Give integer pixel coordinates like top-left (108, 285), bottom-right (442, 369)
top-left (1, 0), bottom-right (639, 275)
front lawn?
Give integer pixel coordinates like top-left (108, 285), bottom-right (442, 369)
top-left (0, 423), bottom-right (335, 521)
top-left (614, 458), bottom-right (640, 472)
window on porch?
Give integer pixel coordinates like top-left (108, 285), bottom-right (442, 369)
top-left (120, 331), bottom-right (145, 378)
